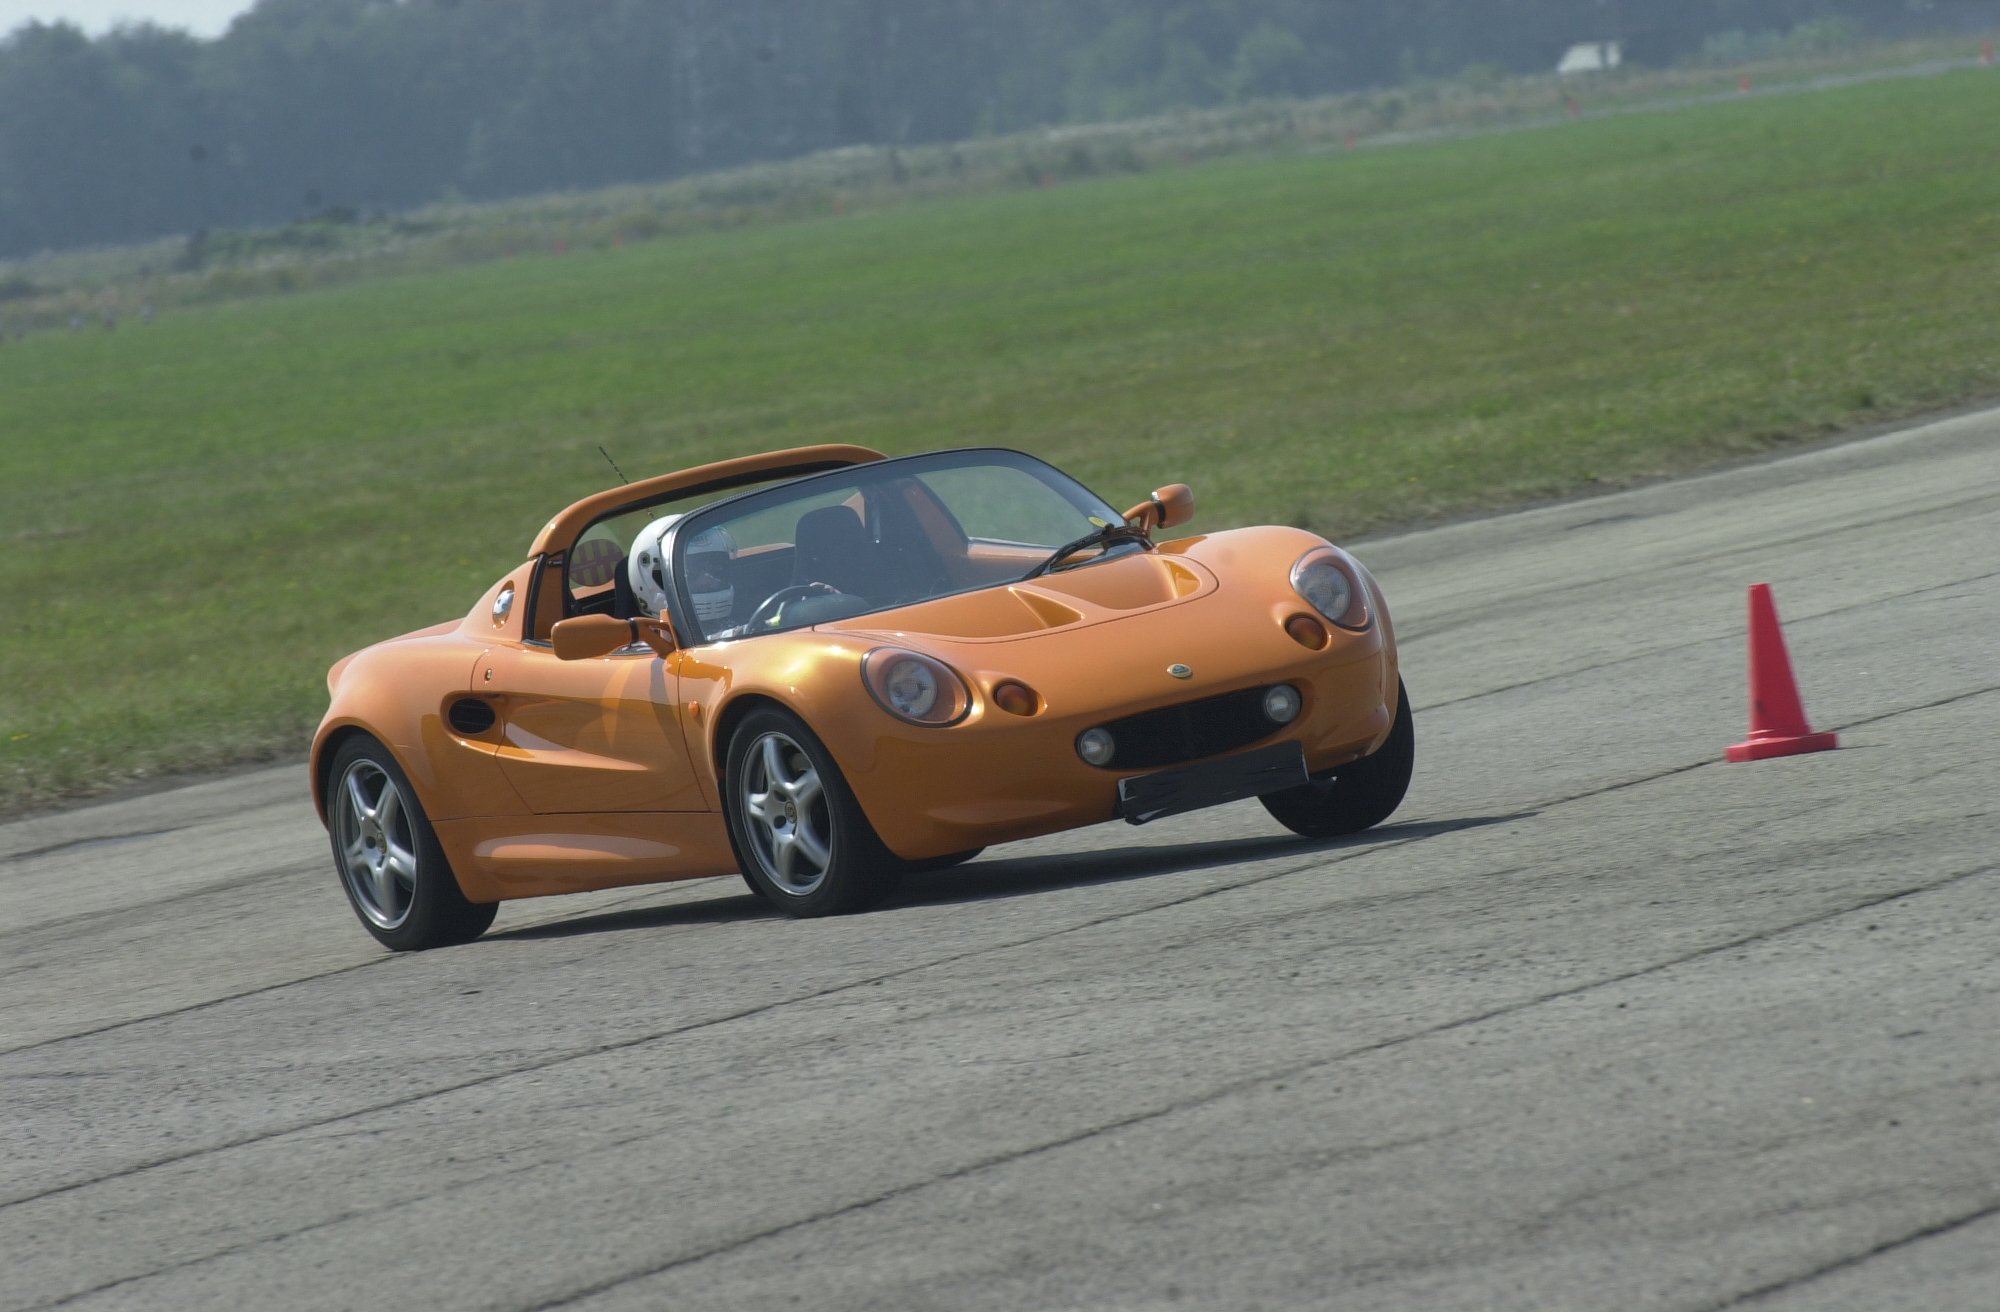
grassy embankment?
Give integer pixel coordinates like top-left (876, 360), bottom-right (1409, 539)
top-left (0, 34), bottom-right (1978, 322)
top-left (4, 65), bottom-right (2000, 809)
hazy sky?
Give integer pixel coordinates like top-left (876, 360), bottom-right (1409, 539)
top-left (0, 0), bottom-right (250, 37)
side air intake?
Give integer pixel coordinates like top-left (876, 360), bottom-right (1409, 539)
top-left (447, 698), bottom-right (498, 736)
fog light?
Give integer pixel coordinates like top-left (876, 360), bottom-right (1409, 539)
top-left (1076, 727), bottom-right (1116, 766)
top-left (1263, 684), bottom-right (1302, 724)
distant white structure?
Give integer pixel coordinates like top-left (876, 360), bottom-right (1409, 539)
top-left (1556, 41), bottom-right (1622, 74)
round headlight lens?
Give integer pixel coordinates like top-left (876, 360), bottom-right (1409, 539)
top-left (1290, 548), bottom-right (1371, 630)
top-left (1294, 557), bottom-right (1352, 622)
top-left (861, 648), bottom-right (970, 726)
top-left (1263, 684), bottom-right (1301, 724)
top-left (884, 660), bottom-right (937, 718)
top-left (1077, 727), bottom-right (1117, 766)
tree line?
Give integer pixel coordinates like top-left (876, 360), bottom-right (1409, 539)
top-left (0, 0), bottom-right (1988, 258)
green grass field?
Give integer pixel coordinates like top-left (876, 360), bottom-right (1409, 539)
top-left (6, 65), bottom-right (2000, 809)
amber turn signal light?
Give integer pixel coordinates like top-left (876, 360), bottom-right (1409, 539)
top-left (992, 681), bottom-right (1040, 716)
top-left (1285, 614), bottom-right (1329, 650)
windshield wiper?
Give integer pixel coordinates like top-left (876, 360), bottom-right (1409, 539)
top-left (1019, 522), bottom-right (1152, 581)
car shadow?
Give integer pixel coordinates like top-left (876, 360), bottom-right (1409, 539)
top-left (487, 811), bottom-right (1531, 942)
top-left (486, 885), bottom-right (777, 940)
top-left (888, 811), bottom-right (1532, 911)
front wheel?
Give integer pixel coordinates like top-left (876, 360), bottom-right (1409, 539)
top-left (327, 737), bottom-right (497, 951)
top-left (1261, 677), bottom-right (1415, 838)
top-left (724, 708), bottom-right (903, 917)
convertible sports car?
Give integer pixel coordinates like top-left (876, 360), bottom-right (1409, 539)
top-left (312, 445), bottom-right (1413, 949)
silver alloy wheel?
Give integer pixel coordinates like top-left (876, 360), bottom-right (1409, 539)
top-left (333, 759), bottom-right (418, 930)
top-left (740, 730), bottom-right (832, 895)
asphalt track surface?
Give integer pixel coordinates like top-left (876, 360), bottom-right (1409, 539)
top-left (5, 409), bottom-right (1998, 1311)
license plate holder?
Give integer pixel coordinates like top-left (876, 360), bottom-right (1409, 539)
top-left (1116, 740), bottom-right (1309, 826)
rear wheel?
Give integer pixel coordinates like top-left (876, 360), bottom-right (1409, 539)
top-left (724, 708), bottom-right (903, 917)
top-left (1261, 678), bottom-right (1414, 839)
top-left (327, 737), bottom-right (497, 951)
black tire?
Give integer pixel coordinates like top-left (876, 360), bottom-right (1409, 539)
top-left (325, 736), bottom-right (498, 951)
top-left (1260, 677), bottom-right (1415, 839)
top-left (723, 707), bottom-right (903, 917)
top-left (738, 842), bottom-right (974, 899)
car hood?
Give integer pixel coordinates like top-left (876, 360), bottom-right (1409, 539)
top-left (814, 524), bottom-right (1386, 724)
top-left (821, 548), bottom-right (1217, 642)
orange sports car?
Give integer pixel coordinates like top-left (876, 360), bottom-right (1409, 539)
top-left (312, 445), bottom-right (1411, 949)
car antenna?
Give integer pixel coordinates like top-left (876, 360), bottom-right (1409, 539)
top-left (598, 446), bottom-right (629, 484)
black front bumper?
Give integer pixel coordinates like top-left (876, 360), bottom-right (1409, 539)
top-left (1115, 740), bottom-right (1309, 826)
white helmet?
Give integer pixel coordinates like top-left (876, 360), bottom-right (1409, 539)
top-left (627, 514), bottom-right (682, 618)
top-left (627, 515), bottom-right (737, 623)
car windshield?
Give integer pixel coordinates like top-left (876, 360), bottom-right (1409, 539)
top-left (669, 449), bottom-right (1131, 643)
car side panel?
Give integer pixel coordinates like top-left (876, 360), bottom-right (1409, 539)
top-left (480, 644), bottom-right (703, 813)
top-left (431, 812), bottom-right (737, 902)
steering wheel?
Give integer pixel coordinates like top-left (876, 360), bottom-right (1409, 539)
top-left (743, 582), bottom-right (842, 632)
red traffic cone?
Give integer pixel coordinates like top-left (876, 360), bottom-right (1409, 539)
top-left (1726, 584), bottom-right (1838, 762)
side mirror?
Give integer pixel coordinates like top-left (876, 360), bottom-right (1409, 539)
top-left (1122, 483), bottom-right (1195, 533)
top-left (552, 615), bottom-right (635, 660)
top-left (551, 614), bottom-right (677, 660)
top-left (1152, 484), bottom-right (1194, 529)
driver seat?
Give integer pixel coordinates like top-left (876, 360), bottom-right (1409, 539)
top-left (792, 505), bottom-right (876, 597)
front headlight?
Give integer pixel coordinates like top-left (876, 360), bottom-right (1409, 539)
top-left (861, 647), bottom-right (971, 726)
top-left (1290, 547), bottom-right (1372, 631)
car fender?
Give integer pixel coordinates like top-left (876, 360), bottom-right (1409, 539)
top-left (311, 620), bottom-right (527, 828)
top-left (689, 634), bottom-right (879, 790)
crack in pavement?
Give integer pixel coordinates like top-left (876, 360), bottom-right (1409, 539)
top-left (0, 877), bottom-right (742, 1059)
top-left (1827, 682), bottom-right (2000, 733)
top-left (1704, 1195), bottom-right (2000, 1309)
top-left (1412, 570), bottom-right (2000, 716)
top-left (1393, 490), bottom-right (2000, 646)
top-left (0, 828), bottom-right (184, 865)
top-left (0, 859), bottom-right (328, 955)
